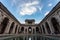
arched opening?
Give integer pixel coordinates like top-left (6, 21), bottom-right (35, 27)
top-left (0, 17), bottom-right (9, 34)
top-left (42, 25), bottom-right (45, 34)
top-left (28, 27), bottom-right (32, 33)
top-left (51, 18), bottom-right (60, 34)
top-left (21, 27), bottom-right (24, 33)
top-left (9, 22), bottom-right (15, 34)
top-left (15, 25), bottom-right (18, 33)
top-left (45, 22), bottom-right (51, 34)
top-left (36, 27), bottom-right (39, 33)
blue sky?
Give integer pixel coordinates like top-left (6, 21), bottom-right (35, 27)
top-left (0, 0), bottom-right (60, 24)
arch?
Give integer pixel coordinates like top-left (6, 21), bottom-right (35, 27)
top-left (45, 22), bottom-right (51, 34)
top-left (28, 27), bottom-right (32, 33)
top-left (9, 22), bottom-right (15, 34)
top-left (51, 17), bottom-right (60, 34)
top-left (42, 25), bottom-right (45, 34)
top-left (21, 27), bottom-right (24, 32)
top-left (15, 25), bottom-right (18, 33)
top-left (0, 17), bottom-right (9, 34)
top-left (36, 27), bottom-right (39, 33)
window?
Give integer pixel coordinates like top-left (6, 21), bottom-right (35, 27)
top-left (45, 22), bottom-right (51, 34)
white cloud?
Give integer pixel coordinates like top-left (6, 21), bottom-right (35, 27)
top-left (48, 3), bottom-right (52, 7)
top-left (11, 0), bottom-right (43, 16)
top-left (20, 6), bottom-right (37, 15)
top-left (45, 11), bottom-right (49, 16)
top-left (25, 1), bottom-right (39, 7)
top-left (19, 1), bottom-right (41, 15)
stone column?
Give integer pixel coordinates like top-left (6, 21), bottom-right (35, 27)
top-left (40, 26), bottom-right (42, 34)
top-left (43, 24), bottom-right (48, 34)
top-left (40, 26), bottom-right (44, 34)
top-left (24, 27), bottom-right (26, 34)
top-left (16, 25), bottom-right (19, 34)
top-left (47, 21), bottom-right (53, 34)
top-left (35, 27), bottom-right (36, 34)
top-left (27, 27), bottom-right (28, 34)
top-left (48, 20), bottom-right (55, 34)
top-left (32, 28), bottom-right (34, 34)
top-left (44, 24), bottom-right (48, 34)
top-left (12, 23), bottom-right (16, 34)
top-left (23, 27), bottom-right (25, 34)
top-left (32, 28), bottom-right (33, 34)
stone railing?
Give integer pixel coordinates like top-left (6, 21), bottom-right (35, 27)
top-left (0, 34), bottom-right (60, 40)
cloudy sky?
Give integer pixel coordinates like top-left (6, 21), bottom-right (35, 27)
top-left (0, 0), bottom-right (60, 24)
